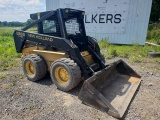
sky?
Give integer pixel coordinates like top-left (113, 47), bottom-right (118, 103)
top-left (0, 0), bottom-right (46, 22)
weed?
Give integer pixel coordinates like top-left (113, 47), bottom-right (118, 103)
top-left (98, 39), bottom-right (109, 49)
top-left (99, 42), bottom-right (160, 63)
top-left (0, 73), bottom-right (7, 79)
top-left (15, 74), bottom-right (25, 79)
top-left (109, 48), bottom-right (118, 57)
top-left (129, 56), bottom-right (144, 63)
top-left (0, 28), bottom-right (21, 71)
top-left (13, 89), bottom-right (23, 96)
top-left (28, 105), bottom-right (37, 110)
top-left (154, 58), bottom-right (160, 63)
top-left (1, 83), bottom-right (15, 90)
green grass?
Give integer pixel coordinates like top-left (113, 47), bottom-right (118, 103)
top-left (0, 27), bottom-right (21, 71)
top-left (0, 25), bottom-right (160, 72)
top-left (0, 27), bottom-right (37, 71)
top-left (99, 23), bottom-right (160, 63)
top-left (99, 40), bottom-right (160, 63)
top-left (26, 27), bottom-right (37, 33)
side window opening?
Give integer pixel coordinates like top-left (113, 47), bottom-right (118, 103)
top-left (65, 18), bottom-right (80, 35)
top-left (43, 20), bottom-right (57, 33)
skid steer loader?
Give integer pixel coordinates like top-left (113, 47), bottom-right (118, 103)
top-left (13, 8), bottom-right (141, 118)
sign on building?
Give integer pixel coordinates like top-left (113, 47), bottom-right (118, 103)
top-left (61, 0), bottom-right (129, 34)
top-left (46, 0), bottom-right (152, 45)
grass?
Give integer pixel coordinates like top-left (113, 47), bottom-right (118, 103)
top-left (99, 39), bottom-right (160, 63)
top-left (0, 73), bottom-right (7, 79)
top-left (0, 25), bottom-right (160, 72)
top-left (0, 27), bottom-right (21, 71)
top-left (0, 26), bottom-right (37, 71)
top-left (26, 27), bottom-right (37, 33)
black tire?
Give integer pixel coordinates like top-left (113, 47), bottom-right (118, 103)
top-left (22, 54), bottom-right (47, 81)
top-left (50, 58), bottom-right (81, 91)
top-left (148, 51), bottom-right (160, 57)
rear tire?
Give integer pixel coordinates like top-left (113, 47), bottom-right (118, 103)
top-left (22, 54), bottom-right (47, 81)
top-left (50, 58), bottom-right (81, 91)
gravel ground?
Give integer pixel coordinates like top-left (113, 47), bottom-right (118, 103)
top-left (0, 58), bottom-right (160, 120)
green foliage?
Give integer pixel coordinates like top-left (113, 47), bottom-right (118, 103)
top-left (0, 28), bottom-right (21, 71)
top-left (0, 19), bottom-right (35, 28)
top-left (108, 48), bottom-right (118, 57)
top-left (147, 22), bottom-right (160, 44)
top-left (98, 39), bottom-right (109, 49)
top-left (150, 0), bottom-right (160, 23)
top-left (25, 19), bottom-right (36, 26)
top-left (0, 29), bottom-right (13, 36)
top-left (99, 42), bottom-right (160, 63)
top-left (0, 21), bottom-right (25, 27)
top-left (26, 27), bottom-right (37, 33)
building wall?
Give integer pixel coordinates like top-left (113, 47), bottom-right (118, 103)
top-left (46, 0), bottom-right (152, 45)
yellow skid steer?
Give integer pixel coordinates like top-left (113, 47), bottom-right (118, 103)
top-left (13, 8), bottom-right (141, 118)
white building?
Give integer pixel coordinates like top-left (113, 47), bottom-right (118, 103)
top-left (46, 0), bottom-right (152, 45)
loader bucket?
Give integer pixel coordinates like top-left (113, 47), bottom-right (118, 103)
top-left (78, 60), bottom-right (141, 118)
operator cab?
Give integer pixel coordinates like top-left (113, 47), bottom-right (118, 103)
top-left (30, 8), bottom-right (87, 52)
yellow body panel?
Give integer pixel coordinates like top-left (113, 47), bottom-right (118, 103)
top-left (22, 46), bottom-right (44, 55)
top-left (22, 46), bottom-right (94, 71)
top-left (33, 50), bottom-right (69, 71)
top-left (81, 51), bottom-right (94, 65)
top-left (22, 46), bottom-right (69, 71)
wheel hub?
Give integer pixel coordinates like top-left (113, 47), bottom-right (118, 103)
top-left (55, 67), bottom-right (69, 84)
top-left (26, 61), bottom-right (35, 76)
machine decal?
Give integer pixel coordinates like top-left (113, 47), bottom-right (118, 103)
top-left (16, 31), bottom-right (25, 38)
top-left (28, 33), bottom-right (53, 42)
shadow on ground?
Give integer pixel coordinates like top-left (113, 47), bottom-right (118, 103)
top-left (36, 73), bottom-right (84, 97)
top-left (36, 73), bottom-right (53, 86)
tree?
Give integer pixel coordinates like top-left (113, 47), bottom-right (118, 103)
top-left (3, 21), bottom-right (8, 26)
top-left (25, 19), bottom-right (35, 26)
top-left (0, 21), bottom-right (3, 27)
top-left (150, 0), bottom-right (160, 23)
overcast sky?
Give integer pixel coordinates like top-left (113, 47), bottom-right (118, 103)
top-left (0, 0), bottom-right (46, 22)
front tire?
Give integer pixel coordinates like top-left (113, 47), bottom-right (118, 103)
top-left (50, 58), bottom-right (81, 91)
top-left (22, 54), bottom-right (47, 81)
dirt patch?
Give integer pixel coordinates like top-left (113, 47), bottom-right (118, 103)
top-left (0, 58), bottom-right (160, 120)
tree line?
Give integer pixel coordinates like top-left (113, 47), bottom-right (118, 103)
top-left (0, 19), bottom-right (35, 27)
top-left (0, 21), bottom-right (25, 27)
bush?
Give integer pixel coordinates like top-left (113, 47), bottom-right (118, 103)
top-left (0, 28), bottom-right (21, 71)
top-left (109, 49), bottom-right (118, 57)
top-left (98, 39), bottom-right (109, 49)
top-left (147, 23), bottom-right (160, 44)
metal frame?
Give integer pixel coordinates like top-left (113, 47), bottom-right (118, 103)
top-left (13, 8), bottom-right (105, 79)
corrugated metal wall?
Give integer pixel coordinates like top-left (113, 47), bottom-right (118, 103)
top-left (46, 0), bottom-right (152, 45)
